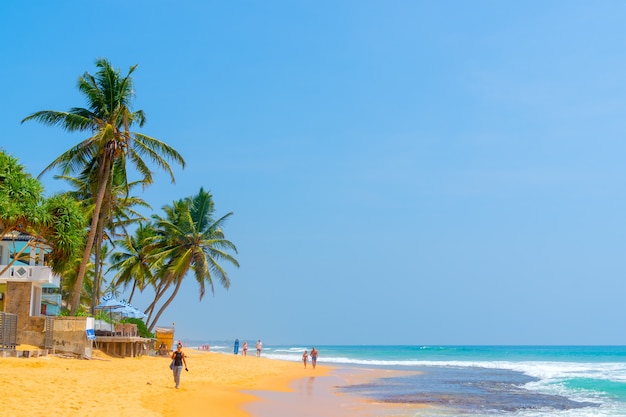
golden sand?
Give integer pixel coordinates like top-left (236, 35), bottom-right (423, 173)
top-left (0, 349), bottom-right (331, 417)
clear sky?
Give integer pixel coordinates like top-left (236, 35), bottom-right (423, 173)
top-left (1, 1), bottom-right (625, 345)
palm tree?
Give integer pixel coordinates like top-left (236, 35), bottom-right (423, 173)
top-left (57, 163), bottom-right (151, 311)
top-left (108, 222), bottom-right (157, 303)
top-left (143, 188), bottom-right (239, 331)
top-left (22, 58), bottom-right (185, 314)
top-left (57, 253), bottom-right (96, 314)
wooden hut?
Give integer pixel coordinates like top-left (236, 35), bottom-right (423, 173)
top-left (155, 326), bottom-right (174, 355)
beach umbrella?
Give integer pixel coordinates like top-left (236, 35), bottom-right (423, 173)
top-left (110, 299), bottom-right (147, 320)
top-left (128, 306), bottom-right (147, 319)
top-left (128, 309), bottom-right (147, 319)
top-left (94, 295), bottom-right (125, 310)
top-left (94, 295), bottom-right (128, 327)
top-left (95, 295), bottom-right (147, 326)
top-left (112, 305), bottom-right (147, 319)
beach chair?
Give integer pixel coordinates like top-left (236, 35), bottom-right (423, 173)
top-left (114, 323), bottom-right (124, 336)
top-left (123, 323), bottom-right (135, 337)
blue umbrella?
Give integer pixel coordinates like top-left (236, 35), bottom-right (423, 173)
top-left (94, 296), bottom-right (124, 310)
top-left (94, 295), bottom-right (125, 333)
top-left (112, 305), bottom-right (147, 319)
top-left (110, 299), bottom-right (147, 319)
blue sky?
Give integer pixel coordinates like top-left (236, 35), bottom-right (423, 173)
top-left (2, 1), bottom-right (626, 345)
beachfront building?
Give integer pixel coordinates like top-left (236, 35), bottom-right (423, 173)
top-left (0, 232), bottom-right (148, 357)
top-left (0, 232), bottom-right (61, 317)
top-left (40, 285), bottom-right (62, 316)
top-left (0, 232), bottom-right (66, 350)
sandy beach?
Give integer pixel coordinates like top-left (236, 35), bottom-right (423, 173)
top-left (0, 347), bottom-right (369, 417)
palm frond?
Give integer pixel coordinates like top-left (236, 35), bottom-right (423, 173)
top-left (21, 110), bottom-right (94, 132)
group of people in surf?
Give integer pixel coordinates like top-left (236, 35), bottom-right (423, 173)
top-left (233, 339), bottom-right (263, 356)
top-left (302, 347), bottom-right (318, 369)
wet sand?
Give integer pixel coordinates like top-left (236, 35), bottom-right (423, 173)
top-left (246, 366), bottom-right (428, 417)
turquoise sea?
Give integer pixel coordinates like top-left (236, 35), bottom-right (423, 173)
top-left (203, 344), bottom-right (626, 416)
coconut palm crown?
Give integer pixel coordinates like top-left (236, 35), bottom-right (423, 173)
top-left (22, 58), bottom-right (185, 314)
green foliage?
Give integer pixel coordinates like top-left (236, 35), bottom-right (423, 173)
top-left (0, 150), bottom-right (86, 276)
top-left (59, 305), bottom-right (89, 316)
top-left (73, 306), bottom-right (90, 317)
top-left (94, 310), bottom-right (111, 321)
top-left (132, 187), bottom-right (239, 331)
top-left (0, 150), bottom-right (45, 236)
top-left (121, 317), bottom-right (154, 338)
top-left (40, 193), bottom-right (87, 273)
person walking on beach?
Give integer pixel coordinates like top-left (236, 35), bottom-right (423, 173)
top-left (310, 347), bottom-right (318, 369)
top-left (242, 341), bottom-right (248, 356)
top-left (302, 350), bottom-right (308, 368)
top-left (234, 338), bottom-right (240, 355)
top-left (256, 339), bottom-right (262, 357)
top-left (171, 342), bottom-right (188, 389)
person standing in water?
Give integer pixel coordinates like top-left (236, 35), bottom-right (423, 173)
top-left (171, 342), bottom-right (188, 389)
top-left (302, 350), bottom-right (308, 368)
top-left (310, 347), bottom-right (318, 369)
top-left (242, 340), bottom-right (248, 356)
top-left (256, 339), bottom-right (263, 357)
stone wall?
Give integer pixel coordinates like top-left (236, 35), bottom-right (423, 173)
top-left (52, 317), bottom-right (90, 357)
top-left (5, 281), bottom-right (46, 347)
top-left (3, 282), bottom-right (91, 356)
top-left (16, 316), bottom-right (46, 347)
top-left (6, 281), bottom-right (31, 324)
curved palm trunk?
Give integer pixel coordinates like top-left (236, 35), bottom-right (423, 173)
top-left (147, 278), bottom-right (183, 332)
top-left (91, 212), bottom-right (107, 313)
top-left (144, 280), bottom-right (171, 324)
top-left (91, 228), bottom-right (102, 314)
top-left (128, 281), bottom-right (137, 303)
top-left (70, 161), bottom-right (111, 315)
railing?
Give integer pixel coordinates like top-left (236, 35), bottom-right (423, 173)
top-left (0, 312), bottom-right (17, 350)
top-left (0, 265), bottom-right (59, 285)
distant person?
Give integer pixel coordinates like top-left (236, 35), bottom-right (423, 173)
top-left (256, 339), bottom-right (263, 357)
top-left (310, 347), bottom-right (318, 369)
top-left (158, 342), bottom-right (168, 356)
top-left (234, 338), bottom-right (240, 355)
top-left (302, 350), bottom-right (308, 368)
top-left (171, 342), bottom-right (188, 389)
top-left (242, 341), bottom-right (248, 356)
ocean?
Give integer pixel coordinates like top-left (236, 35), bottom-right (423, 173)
top-left (205, 344), bottom-right (626, 416)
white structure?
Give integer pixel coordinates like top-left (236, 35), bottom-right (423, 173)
top-left (0, 234), bottom-right (61, 317)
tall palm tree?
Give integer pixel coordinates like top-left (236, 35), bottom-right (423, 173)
top-left (57, 163), bottom-right (151, 311)
top-left (144, 188), bottom-right (239, 331)
top-left (22, 58), bottom-right (185, 314)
